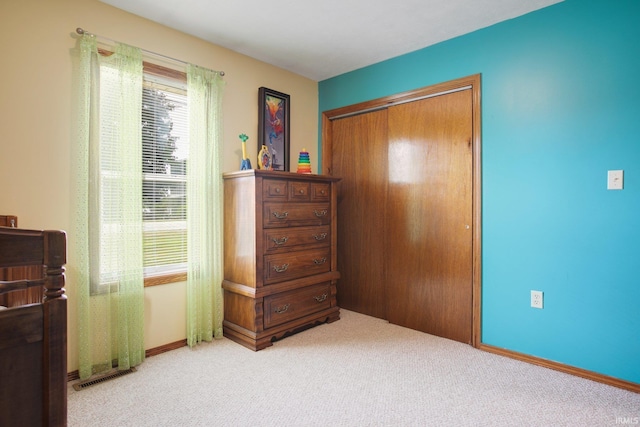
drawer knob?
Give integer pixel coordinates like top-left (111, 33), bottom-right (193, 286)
top-left (272, 236), bottom-right (289, 246)
top-left (275, 188), bottom-right (281, 193)
top-left (313, 257), bottom-right (327, 265)
top-left (273, 263), bottom-right (289, 273)
top-left (299, 189), bottom-right (304, 194)
top-left (274, 303), bottom-right (290, 314)
top-left (314, 293), bottom-right (328, 302)
top-left (273, 211), bottom-right (289, 219)
top-left (313, 209), bottom-right (328, 217)
top-left (313, 233), bottom-right (327, 241)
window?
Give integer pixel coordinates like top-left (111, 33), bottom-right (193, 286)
top-left (77, 38), bottom-right (225, 364)
top-left (141, 73), bottom-right (189, 286)
top-left (91, 51), bottom-right (190, 291)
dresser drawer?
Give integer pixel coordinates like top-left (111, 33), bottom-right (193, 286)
top-left (262, 179), bottom-right (288, 200)
top-left (264, 225), bottom-right (331, 253)
top-left (263, 179), bottom-right (311, 201)
top-left (262, 179), bottom-right (331, 202)
top-left (263, 203), bottom-right (330, 228)
top-left (311, 182), bottom-right (330, 201)
top-left (264, 282), bottom-right (332, 329)
top-left (264, 248), bottom-right (331, 284)
top-left (289, 181), bottom-right (310, 200)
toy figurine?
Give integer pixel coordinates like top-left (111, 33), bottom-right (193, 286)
top-left (258, 144), bottom-right (272, 170)
top-left (239, 134), bottom-right (252, 170)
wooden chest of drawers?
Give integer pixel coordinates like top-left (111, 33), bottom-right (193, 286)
top-left (222, 170), bottom-right (341, 350)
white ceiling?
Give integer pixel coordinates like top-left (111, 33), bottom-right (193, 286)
top-left (100, 0), bottom-right (562, 81)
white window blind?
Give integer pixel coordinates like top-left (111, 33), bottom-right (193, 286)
top-left (96, 63), bottom-right (133, 287)
top-left (141, 76), bottom-right (189, 277)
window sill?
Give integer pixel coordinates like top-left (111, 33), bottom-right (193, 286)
top-left (144, 272), bottom-right (187, 287)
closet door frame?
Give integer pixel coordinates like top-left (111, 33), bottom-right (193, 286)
top-left (321, 74), bottom-right (482, 347)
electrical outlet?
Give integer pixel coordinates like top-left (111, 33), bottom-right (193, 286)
top-left (531, 290), bottom-right (543, 309)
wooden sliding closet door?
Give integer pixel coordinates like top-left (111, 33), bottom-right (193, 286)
top-left (332, 109), bottom-right (388, 318)
top-left (385, 89), bottom-right (473, 343)
top-left (326, 76), bottom-right (479, 345)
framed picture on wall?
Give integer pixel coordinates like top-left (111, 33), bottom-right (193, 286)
top-left (258, 87), bottom-right (290, 171)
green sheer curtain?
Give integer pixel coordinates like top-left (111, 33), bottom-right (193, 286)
top-left (186, 65), bottom-right (225, 346)
top-left (74, 35), bottom-right (146, 380)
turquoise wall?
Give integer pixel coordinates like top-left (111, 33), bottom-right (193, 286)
top-left (319, 0), bottom-right (640, 384)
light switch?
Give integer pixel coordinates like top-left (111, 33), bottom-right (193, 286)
top-left (607, 170), bottom-right (623, 190)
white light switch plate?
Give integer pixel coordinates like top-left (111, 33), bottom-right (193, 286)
top-left (608, 170), bottom-right (623, 190)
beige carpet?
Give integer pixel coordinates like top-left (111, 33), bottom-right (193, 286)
top-left (68, 309), bottom-right (639, 426)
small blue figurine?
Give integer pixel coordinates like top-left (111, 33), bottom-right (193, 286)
top-left (239, 133), bottom-right (252, 170)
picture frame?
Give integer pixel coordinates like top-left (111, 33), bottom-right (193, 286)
top-left (258, 87), bottom-right (290, 171)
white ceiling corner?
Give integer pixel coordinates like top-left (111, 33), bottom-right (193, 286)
top-left (99, 0), bottom-right (563, 81)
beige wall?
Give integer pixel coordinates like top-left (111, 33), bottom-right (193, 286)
top-left (0, 0), bottom-right (318, 372)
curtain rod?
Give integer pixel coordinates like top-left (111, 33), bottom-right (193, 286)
top-left (75, 28), bottom-right (225, 76)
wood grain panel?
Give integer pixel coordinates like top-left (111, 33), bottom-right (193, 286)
top-left (385, 89), bottom-right (473, 343)
top-left (223, 175), bottom-right (258, 287)
top-left (223, 291), bottom-right (263, 331)
top-left (0, 341), bottom-right (43, 426)
top-left (331, 109), bottom-right (389, 319)
top-left (0, 304), bottom-right (43, 349)
top-left (0, 265), bottom-right (44, 307)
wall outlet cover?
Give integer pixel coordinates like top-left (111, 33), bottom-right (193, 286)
top-left (531, 290), bottom-right (543, 309)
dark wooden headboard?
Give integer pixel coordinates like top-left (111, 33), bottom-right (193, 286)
top-left (0, 215), bottom-right (43, 307)
top-left (0, 226), bottom-right (67, 426)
